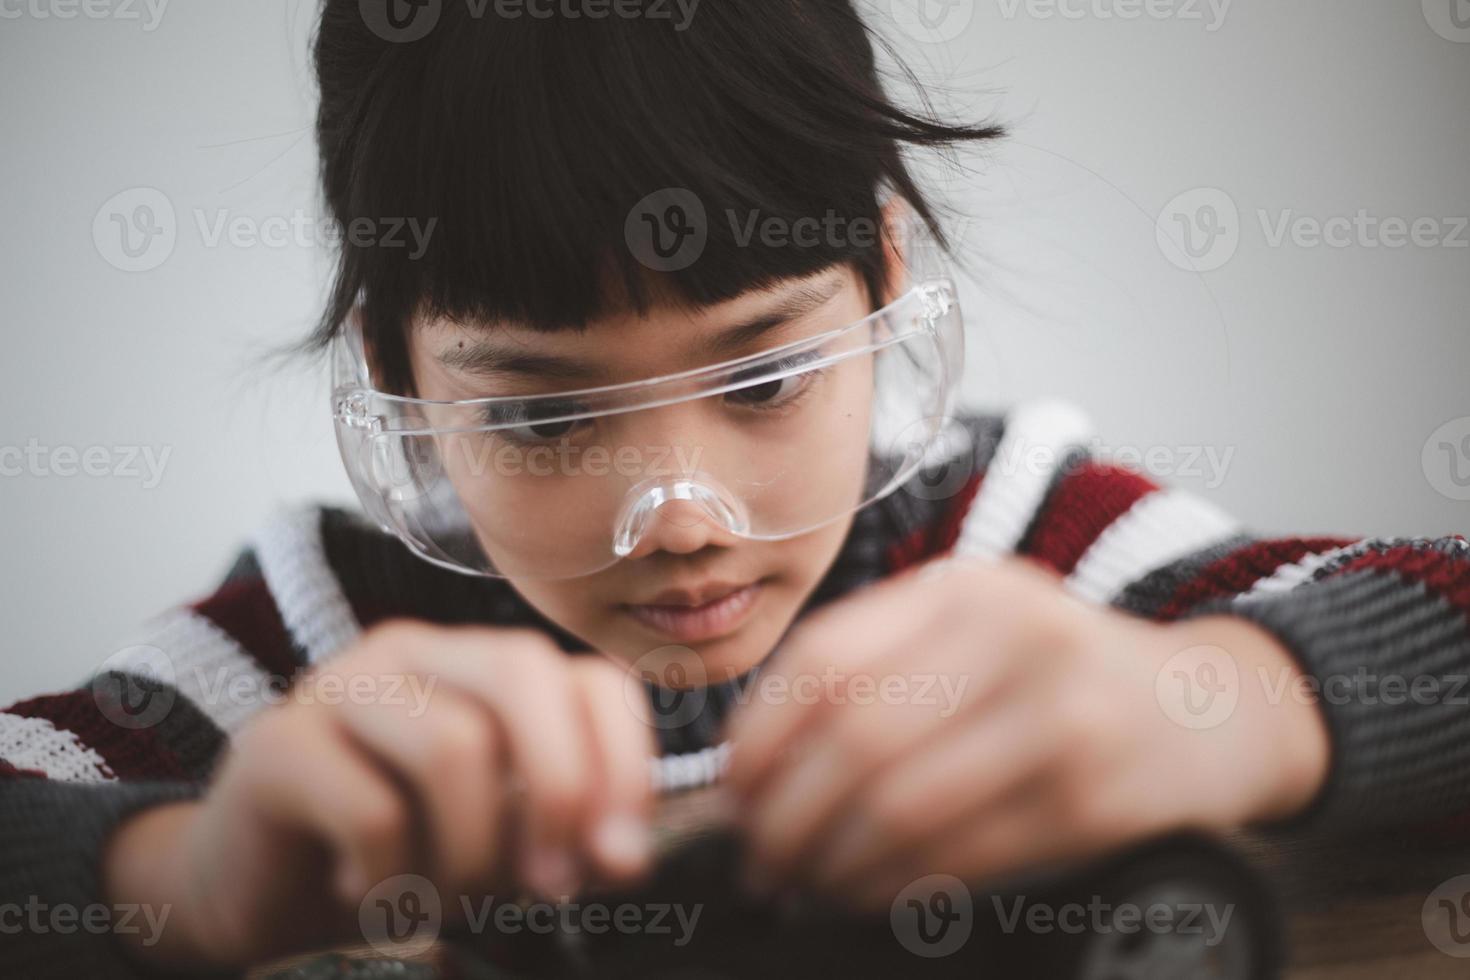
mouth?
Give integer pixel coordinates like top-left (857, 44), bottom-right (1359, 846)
top-left (620, 578), bottom-right (767, 643)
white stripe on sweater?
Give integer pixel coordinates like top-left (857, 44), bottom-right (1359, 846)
top-left (953, 399), bottom-right (1094, 561)
top-left (651, 742), bottom-right (732, 794)
top-left (252, 507), bottom-right (362, 665)
top-left (0, 713), bottom-right (114, 783)
top-left (1234, 540), bottom-right (1371, 602)
top-left (1066, 489), bottom-right (1241, 604)
top-left (122, 609), bottom-right (279, 735)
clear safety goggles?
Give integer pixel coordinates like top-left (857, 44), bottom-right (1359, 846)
top-left (331, 231), bottom-right (965, 580)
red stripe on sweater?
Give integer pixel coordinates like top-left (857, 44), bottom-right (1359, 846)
top-left (887, 471), bottom-right (985, 572)
top-left (0, 758), bottom-right (47, 780)
top-left (5, 690), bottom-right (189, 781)
top-left (1331, 542), bottom-right (1470, 620)
top-left (191, 576), bottom-right (302, 680)
top-left (1020, 462), bottom-right (1159, 576)
top-left (1156, 537), bottom-right (1358, 621)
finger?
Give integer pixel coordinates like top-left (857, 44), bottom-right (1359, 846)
top-left (405, 630), bottom-right (595, 899)
top-left (571, 657), bottom-right (657, 883)
top-left (248, 710), bottom-right (416, 904)
top-left (330, 686), bottom-right (504, 896)
top-left (741, 642), bottom-right (1005, 881)
top-left (726, 564), bottom-right (967, 793)
top-left (805, 682), bottom-right (1068, 889)
top-left (845, 768), bottom-right (1135, 912)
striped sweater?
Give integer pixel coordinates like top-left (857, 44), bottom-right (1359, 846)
top-left (5, 400), bottom-right (1469, 976)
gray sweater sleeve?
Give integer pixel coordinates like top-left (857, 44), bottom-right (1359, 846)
top-left (0, 779), bottom-right (219, 978)
top-left (1182, 538), bottom-right (1470, 832)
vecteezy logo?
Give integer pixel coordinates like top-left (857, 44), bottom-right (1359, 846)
top-left (93, 188), bottom-right (177, 273)
top-left (359, 0), bottom-right (442, 43)
top-left (624, 644), bottom-right (709, 730)
top-left (1156, 644), bottom-right (1240, 730)
top-left (361, 415), bottom-right (444, 505)
top-left (891, 874), bottom-right (973, 958)
top-left (1423, 417), bottom-right (1470, 501)
top-left (359, 874), bottom-right (442, 955)
top-left (1424, 876), bottom-right (1470, 957)
top-left (625, 188), bottom-right (708, 272)
top-left (1423, 0), bottom-right (1470, 42)
top-left (890, 415), bottom-right (976, 502)
top-left (91, 645), bottom-right (178, 730)
top-left (1156, 188), bottom-right (1240, 273)
top-left (889, 0), bottom-right (975, 43)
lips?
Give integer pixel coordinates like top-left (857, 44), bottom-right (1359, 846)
top-left (639, 581), bottom-right (750, 607)
top-left (622, 579), bottom-right (765, 642)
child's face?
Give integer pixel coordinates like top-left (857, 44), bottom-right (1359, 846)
top-left (405, 264), bottom-right (880, 681)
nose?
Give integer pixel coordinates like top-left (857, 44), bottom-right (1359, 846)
top-left (613, 475), bottom-right (748, 560)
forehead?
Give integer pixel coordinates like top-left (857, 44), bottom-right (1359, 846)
top-left (415, 265), bottom-right (868, 387)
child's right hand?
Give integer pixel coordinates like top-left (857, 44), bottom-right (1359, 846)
top-left (101, 618), bottom-right (657, 970)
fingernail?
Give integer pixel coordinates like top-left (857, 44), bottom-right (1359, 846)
top-left (525, 847), bottom-right (579, 901)
top-left (592, 813), bottom-right (651, 873)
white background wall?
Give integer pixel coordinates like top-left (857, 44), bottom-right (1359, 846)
top-left (1, 0), bottom-right (1466, 703)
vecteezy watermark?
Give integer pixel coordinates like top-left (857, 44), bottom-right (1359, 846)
top-left (1257, 665), bottom-right (1470, 709)
top-left (625, 188), bottom-right (708, 272)
top-left (0, 0), bottom-right (168, 29)
top-left (891, 874), bottom-right (974, 957)
top-left (350, 425), bottom-right (710, 507)
top-left (888, 0), bottom-right (975, 44)
top-left (92, 188), bottom-right (439, 273)
top-left (1155, 644), bottom-right (1240, 730)
top-left (890, 415), bottom-right (981, 503)
top-left (988, 432), bottom-right (1237, 490)
top-left (461, 895), bottom-right (702, 945)
top-left (1425, 875), bottom-right (1470, 957)
top-left (358, 875), bottom-right (702, 957)
top-left (625, 645), bottom-right (709, 731)
top-left (1157, 655), bottom-right (1470, 732)
top-left (1423, 416), bottom-right (1470, 502)
top-left (726, 209), bottom-right (883, 250)
top-left (92, 644), bottom-right (440, 731)
top-left (359, 874), bottom-right (444, 956)
top-left (994, 0), bottom-right (1232, 31)
top-left (992, 893), bottom-right (1236, 948)
top-left (1423, 0), bottom-right (1470, 43)
top-left (0, 440), bottom-right (171, 489)
top-left (359, 0), bottom-right (700, 42)
top-left (1158, 187), bottom-right (1469, 272)
top-left (448, 440), bottom-right (707, 481)
top-left (1257, 209), bottom-right (1470, 251)
top-left (1156, 188), bottom-right (1241, 273)
top-left (625, 191), bottom-right (893, 272)
top-left (0, 897), bottom-right (172, 947)
top-left (93, 646), bottom-right (179, 730)
top-left (191, 209), bottom-right (437, 259)
top-left (724, 666), bottom-right (972, 719)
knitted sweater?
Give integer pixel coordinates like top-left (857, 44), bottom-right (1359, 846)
top-left (4, 400), bottom-right (1468, 977)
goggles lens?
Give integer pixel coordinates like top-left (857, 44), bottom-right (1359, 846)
top-left (333, 255), bottom-right (964, 580)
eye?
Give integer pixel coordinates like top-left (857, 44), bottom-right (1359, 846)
top-left (725, 372), bottom-right (809, 407)
top-left (725, 355), bottom-right (824, 410)
top-left (482, 402), bottom-right (587, 443)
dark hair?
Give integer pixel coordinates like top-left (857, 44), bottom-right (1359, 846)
top-left (306, 0), bottom-right (1003, 393)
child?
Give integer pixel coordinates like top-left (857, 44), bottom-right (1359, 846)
top-left (4, 1), bottom-right (1467, 975)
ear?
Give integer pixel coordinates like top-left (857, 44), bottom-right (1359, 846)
top-left (877, 194), bottom-right (915, 307)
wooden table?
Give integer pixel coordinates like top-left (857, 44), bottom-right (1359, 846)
top-left (255, 790), bottom-right (1470, 978)
top-left (1230, 829), bottom-right (1470, 978)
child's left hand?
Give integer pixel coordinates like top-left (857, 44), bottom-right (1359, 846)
top-left (726, 557), bottom-right (1330, 907)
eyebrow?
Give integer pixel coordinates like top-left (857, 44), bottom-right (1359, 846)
top-left (437, 273), bottom-right (847, 382)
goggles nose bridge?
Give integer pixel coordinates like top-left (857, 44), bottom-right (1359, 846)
top-left (612, 472), bottom-right (751, 558)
